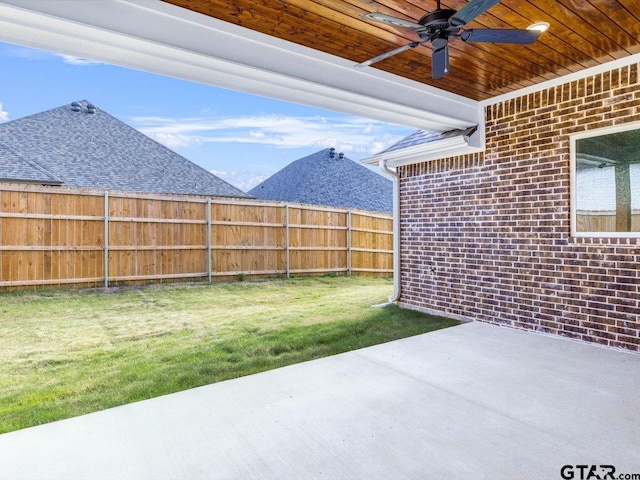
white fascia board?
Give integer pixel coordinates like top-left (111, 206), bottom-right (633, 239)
top-left (362, 128), bottom-right (483, 167)
top-left (0, 0), bottom-right (480, 132)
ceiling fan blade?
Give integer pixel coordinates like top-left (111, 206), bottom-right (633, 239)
top-left (449, 0), bottom-right (502, 27)
top-left (460, 28), bottom-right (541, 44)
top-left (431, 41), bottom-right (449, 79)
top-left (362, 12), bottom-right (425, 31)
top-left (355, 41), bottom-right (424, 69)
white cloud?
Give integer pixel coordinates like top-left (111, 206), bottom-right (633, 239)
top-left (132, 113), bottom-right (410, 155)
top-left (0, 45), bottom-right (52, 61)
top-left (56, 54), bottom-right (103, 66)
top-left (210, 169), bottom-right (268, 192)
top-left (0, 45), bottom-right (102, 66)
top-left (0, 102), bottom-right (8, 122)
top-left (153, 133), bottom-right (202, 149)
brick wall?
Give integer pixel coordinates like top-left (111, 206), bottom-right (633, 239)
top-left (398, 63), bottom-right (640, 352)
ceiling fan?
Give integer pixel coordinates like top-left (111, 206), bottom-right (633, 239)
top-left (355, 0), bottom-right (544, 79)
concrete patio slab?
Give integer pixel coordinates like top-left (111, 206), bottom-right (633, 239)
top-left (0, 322), bottom-right (638, 480)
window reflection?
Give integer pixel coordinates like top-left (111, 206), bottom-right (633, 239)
top-left (575, 126), bottom-right (640, 233)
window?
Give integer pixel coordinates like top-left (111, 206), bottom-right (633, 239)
top-left (571, 122), bottom-right (640, 237)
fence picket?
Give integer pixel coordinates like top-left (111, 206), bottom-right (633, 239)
top-left (0, 184), bottom-right (392, 289)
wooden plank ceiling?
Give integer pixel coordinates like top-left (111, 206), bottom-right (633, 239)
top-left (164, 0), bottom-right (640, 101)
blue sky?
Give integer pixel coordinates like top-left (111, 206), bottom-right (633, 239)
top-left (0, 41), bottom-right (414, 192)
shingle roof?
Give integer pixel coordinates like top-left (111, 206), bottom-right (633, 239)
top-left (249, 148), bottom-right (392, 212)
top-left (0, 141), bottom-right (62, 185)
top-left (0, 100), bottom-right (249, 198)
top-left (380, 126), bottom-right (477, 154)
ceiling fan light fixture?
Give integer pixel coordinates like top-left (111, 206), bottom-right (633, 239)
top-left (526, 21), bottom-right (550, 33)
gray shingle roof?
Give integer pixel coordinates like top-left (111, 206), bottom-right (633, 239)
top-left (249, 148), bottom-right (392, 212)
top-left (0, 140), bottom-right (62, 184)
top-left (380, 126), bottom-right (477, 154)
top-left (0, 100), bottom-right (249, 198)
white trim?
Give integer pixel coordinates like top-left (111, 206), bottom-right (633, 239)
top-left (481, 53), bottom-right (640, 107)
top-left (378, 159), bottom-right (400, 304)
top-left (362, 127), bottom-right (483, 167)
top-left (570, 120), bottom-right (640, 238)
top-left (571, 121), bottom-right (640, 142)
top-left (0, 0), bottom-right (479, 132)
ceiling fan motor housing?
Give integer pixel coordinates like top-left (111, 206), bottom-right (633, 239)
top-left (418, 9), bottom-right (457, 30)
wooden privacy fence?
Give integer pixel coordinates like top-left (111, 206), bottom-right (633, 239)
top-left (0, 185), bottom-right (393, 289)
top-left (576, 211), bottom-right (640, 233)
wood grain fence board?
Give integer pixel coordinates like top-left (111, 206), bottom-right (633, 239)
top-left (576, 213), bottom-right (640, 233)
top-left (350, 211), bottom-right (393, 277)
top-left (0, 185), bottom-right (392, 289)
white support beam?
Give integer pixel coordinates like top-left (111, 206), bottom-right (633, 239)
top-left (0, 0), bottom-right (481, 132)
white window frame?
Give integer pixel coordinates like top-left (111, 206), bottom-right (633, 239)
top-left (570, 121), bottom-right (640, 238)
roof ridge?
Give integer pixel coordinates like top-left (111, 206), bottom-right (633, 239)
top-left (0, 100), bottom-right (94, 126)
top-left (249, 147), bottom-right (392, 212)
top-left (0, 139), bottom-right (63, 183)
top-left (84, 105), bottom-right (250, 195)
top-left (0, 100), bottom-right (249, 197)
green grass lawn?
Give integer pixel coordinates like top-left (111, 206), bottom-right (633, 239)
top-left (0, 276), bottom-right (458, 434)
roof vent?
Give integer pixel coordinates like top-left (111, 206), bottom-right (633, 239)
top-left (338, 152), bottom-right (344, 159)
top-left (329, 147), bottom-right (336, 158)
top-left (70, 101), bottom-right (98, 114)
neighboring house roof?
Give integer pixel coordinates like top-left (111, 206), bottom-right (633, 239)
top-left (0, 100), bottom-right (249, 198)
top-left (0, 141), bottom-right (62, 185)
top-left (249, 148), bottom-right (392, 212)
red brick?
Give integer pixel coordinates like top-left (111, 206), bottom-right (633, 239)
top-left (398, 62), bottom-right (640, 353)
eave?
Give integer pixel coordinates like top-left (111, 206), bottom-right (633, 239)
top-left (0, 0), bottom-right (480, 133)
top-left (362, 127), bottom-right (483, 168)
top-left (0, 178), bottom-right (63, 186)
top-left (2, 0), bottom-right (638, 167)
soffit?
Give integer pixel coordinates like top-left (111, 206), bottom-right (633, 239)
top-left (0, 0), bottom-right (480, 131)
top-left (0, 0), bottom-right (638, 134)
top-left (164, 0), bottom-right (640, 102)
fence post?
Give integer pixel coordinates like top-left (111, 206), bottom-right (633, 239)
top-left (103, 191), bottom-right (109, 288)
top-left (207, 197), bottom-right (212, 283)
top-left (285, 203), bottom-right (290, 279)
top-left (347, 209), bottom-right (352, 276)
